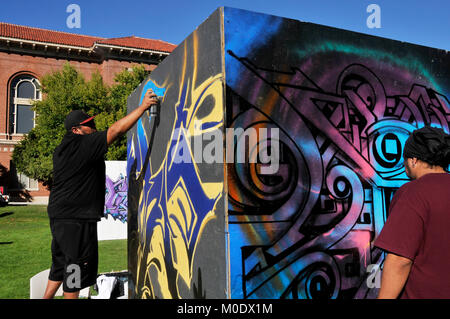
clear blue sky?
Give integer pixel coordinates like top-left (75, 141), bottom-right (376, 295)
top-left (0, 0), bottom-right (448, 51)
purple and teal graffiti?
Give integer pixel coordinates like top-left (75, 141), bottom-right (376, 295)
top-left (104, 174), bottom-right (128, 223)
top-left (224, 7), bottom-right (450, 299)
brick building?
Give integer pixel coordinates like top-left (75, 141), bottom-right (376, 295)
top-left (0, 22), bottom-right (176, 203)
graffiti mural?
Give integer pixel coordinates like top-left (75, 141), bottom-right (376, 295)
top-left (224, 7), bottom-right (450, 299)
top-left (128, 7), bottom-right (450, 299)
top-left (104, 174), bottom-right (128, 223)
top-left (127, 9), bottom-right (227, 299)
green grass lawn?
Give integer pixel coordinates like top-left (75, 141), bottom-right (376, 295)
top-left (0, 205), bottom-right (127, 299)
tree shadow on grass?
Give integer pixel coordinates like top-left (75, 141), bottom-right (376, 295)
top-left (0, 212), bottom-right (14, 245)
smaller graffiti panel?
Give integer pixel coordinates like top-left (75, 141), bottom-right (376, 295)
top-left (99, 161), bottom-right (128, 241)
top-left (104, 174), bottom-right (128, 223)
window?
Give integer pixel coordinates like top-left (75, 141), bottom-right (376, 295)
top-left (9, 162), bottom-right (39, 191)
top-left (16, 172), bottom-right (39, 191)
top-left (9, 75), bottom-right (41, 134)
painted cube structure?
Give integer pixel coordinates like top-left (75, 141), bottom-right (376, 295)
top-left (127, 7), bottom-right (450, 299)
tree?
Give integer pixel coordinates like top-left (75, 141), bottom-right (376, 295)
top-left (12, 63), bottom-right (149, 188)
top-left (96, 64), bottom-right (149, 160)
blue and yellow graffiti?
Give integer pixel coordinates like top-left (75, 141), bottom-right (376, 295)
top-left (127, 30), bottom-right (224, 297)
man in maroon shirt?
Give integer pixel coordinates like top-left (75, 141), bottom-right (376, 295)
top-left (375, 126), bottom-right (450, 299)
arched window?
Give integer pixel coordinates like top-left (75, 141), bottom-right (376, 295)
top-left (8, 74), bottom-right (41, 191)
top-left (9, 75), bottom-right (41, 134)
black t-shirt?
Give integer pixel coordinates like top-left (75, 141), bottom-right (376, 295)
top-left (47, 130), bottom-right (108, 220)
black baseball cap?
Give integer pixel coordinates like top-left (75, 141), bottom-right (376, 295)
top-left (64, 110), bottom-right (96, 131)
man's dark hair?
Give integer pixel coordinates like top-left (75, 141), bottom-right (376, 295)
top-left (403, 126), bottom-right (450, 170)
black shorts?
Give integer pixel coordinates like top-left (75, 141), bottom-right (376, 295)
top-left (49, 219), bottom-right (98, 293)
